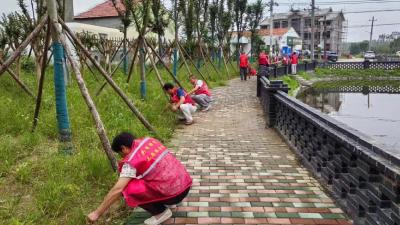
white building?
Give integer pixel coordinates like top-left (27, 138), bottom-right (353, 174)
top-left (230, 28), bottom-right (302, 55)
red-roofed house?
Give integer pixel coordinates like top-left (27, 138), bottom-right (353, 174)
top-left (73, 0), bottom-right (174, 41)
top-left (74, 0), bottom-right (126, 29)
top-left (230, 27), bottom-right (302, 55)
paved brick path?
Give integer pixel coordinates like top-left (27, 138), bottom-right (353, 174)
top-left (127, 78), bottom-right (352, 225)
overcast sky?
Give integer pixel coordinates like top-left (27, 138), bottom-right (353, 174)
top-left (1, 0), bottom-right (399, 42)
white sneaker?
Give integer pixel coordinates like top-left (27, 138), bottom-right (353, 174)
top-left (201, 105), bottom-right (211, 112)
top-left (165, 204), bottom-right (177, 209)
top-left (144, 208), bottom-right (172, 225)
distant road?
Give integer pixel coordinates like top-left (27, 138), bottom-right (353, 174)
top-left (337, 58), bottom-right (364, 62)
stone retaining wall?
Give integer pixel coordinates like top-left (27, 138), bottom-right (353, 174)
top-left (258, 76), bottom-right (400, 225)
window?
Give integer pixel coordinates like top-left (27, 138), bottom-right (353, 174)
top-left (326, 21), bottom-right (331, 26)
top-left (325, 31), bottom-right (331, 39)
top-left (304, 32), bottom-right (311, 40)
top-left (315, 18), bottom-right (321, 26)
top-left (282, 20), bottom-right (288, 28)
top-left (261, 25), bottom-right (269, 30)
top-left (273, 21), bottom-right (280, 29)
top-left (305, 18), bottom-right (311, 27)
top-left (99, 33), bottom-right (108, 39)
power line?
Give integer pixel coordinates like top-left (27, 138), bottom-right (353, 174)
top-left (343, 9), bottom-right (400, 13)
top-left (279, 0), bottom-right (400, 5)
top-left (345, 22), bottom-right (400, 28)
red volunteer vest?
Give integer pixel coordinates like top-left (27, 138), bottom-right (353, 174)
top-left (282, 57), bottom-right (288, 65)
top-left (194, 80), bottom-right (211, 96)
top-left (249, 68), bottom-right (257, 76)
top-left (171, 88), bottom-right (195, 105)
top-left (258, 53), bottom-right (268, 65)
top-left (291, 55), bottom-right (298, 64)
top-left (239, 54), bottom-right (248, 68)
top-left (119, 138), bottom-right (193, 207)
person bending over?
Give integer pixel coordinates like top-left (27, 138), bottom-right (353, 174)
top-left (163, 83), bottom-right (197, 125)
top-left (187, 75), bottom-right (212, 112)
top-left (87, 132), bottom-right (192, 225)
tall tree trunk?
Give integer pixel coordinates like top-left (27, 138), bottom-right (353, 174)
top-left (123, 26), bottom-right (128, 75)
top-left (158, 33), bottom-right (163, 61)
top-left (139, 38), bottom-right (146, 99)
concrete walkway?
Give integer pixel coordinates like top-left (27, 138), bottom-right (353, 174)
top-left (127, 78), bottom-right (352, 225)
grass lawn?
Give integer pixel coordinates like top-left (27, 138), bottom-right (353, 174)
top-left (0, 61), bottom-right (235, 225)
top-left (272, 75), bottom-right (299, 96)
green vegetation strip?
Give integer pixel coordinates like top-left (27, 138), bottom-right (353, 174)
top-left (0, 62), bottom-right (234, 225)
top-left (312, 80), bottom-right (400, 89)
top-left (315, 68), bottom-right (400, 78)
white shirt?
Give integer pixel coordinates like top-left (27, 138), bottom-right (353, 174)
top-left (195, 80), bottom-right (204, 88)
top-left (120, 163), bottom-right (137, 178)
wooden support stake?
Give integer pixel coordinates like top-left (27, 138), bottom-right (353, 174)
top-left (60, 32), bottom-right (118, 171)
top-left (60, 18), bottom-right (158, 136)
top-left (177, 42), bottom-right (211, 86)
top-left (126, 40), bottom-right (140, 83)
top-left (0, 58), bottom-right (35, 98)
top-left (0, 15), bottom-right (48, 76)
top-left (177, 43), bottom-right (192, 78)
top-left (220, 46), bottom-right (230, 79)
top-left (201, 45), bottom-right (220, 76)
top-left (143, 41), bottom-right (169, 101)
top-left (32, 19), bottom-right (52, 131)
top-left (95, 39), bottom-right (139, 96)
top-left (145, 38), bottom-right (184, 88)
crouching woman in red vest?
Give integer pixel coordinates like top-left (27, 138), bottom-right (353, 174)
top-left (87, 132), bottom-right (192, 225)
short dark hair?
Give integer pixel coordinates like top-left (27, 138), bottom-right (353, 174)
top-left (163, 83), bottom-right (174, 91)
top-left (111, 132), bottom-right (135, 152)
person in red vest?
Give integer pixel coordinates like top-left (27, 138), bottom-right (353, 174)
top-left (187, 75), bottom-right (212, 112)
top-left (239, 50), bottom-right (249, 81)
top-left (290, 52), bottom-right (299, 74)
top-left (258, 50), bottom-right (269, 78)
top-left (282, 54), bottom-right (289, 74)
top-left (163, 83), bottom-right (197, 125)
top-left (248, 66), bottom-right (257, 78)
top-left (87, 132), bottom-right (192, 225)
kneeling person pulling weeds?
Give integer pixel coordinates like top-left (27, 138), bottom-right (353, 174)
top-left (163, 82), bottom-right (197, 125)
top-left (187, 75), bottom-right (212, 112)
top-left (87, 132), bottom-right (192, 225)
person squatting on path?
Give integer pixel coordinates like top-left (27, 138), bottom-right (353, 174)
top-left (87, 132), bottom-right (192, 225)
top-left (163, 83), bottom-right (197, 125)
top-left (290, 52), bottom-right (299, 75)
top-left (239, 51), bottom-right (249, 81)
top-left (258, 50), bottom-right (269, 78)
top-left (187, 75), bottom-right (212, 112)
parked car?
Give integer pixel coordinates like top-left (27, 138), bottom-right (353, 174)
top-left (364, 51), bottom-right (376, 61)
top-left (321, 51), bottom-right (338, 62)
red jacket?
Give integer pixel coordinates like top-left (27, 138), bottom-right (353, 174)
top-left (291, 54), bottom-right (299, 64)
top-left (170, 88), bottom-right (195, 106)
top-left (282, 56), bottom-right (289, 65)
top-left (119, 138), bottom-right (192, 207)
top-left (249, 68), bottom-right (257, 76)
top-left (258, 53), bottom-right (269, 65)
top-left (194, 80), bottom-right (211, 96)
top-left (239, 54), bottom-right (249, 68)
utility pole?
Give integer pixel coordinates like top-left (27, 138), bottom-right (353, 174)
top-left (323, 15), bottom-right (327, 63)
top-left (311, 0), bottom-right (315, 61)
top-left (269, 0), bottom-right (278, 57)
top-left (173, 0), bottom-right (179, 77)
top-left (369, 16), bottom-right (377, 51)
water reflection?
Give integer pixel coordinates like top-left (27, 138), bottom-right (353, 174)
top-left (298, 89), bottom-right (400, 150)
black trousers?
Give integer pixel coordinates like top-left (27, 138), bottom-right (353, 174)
top-left (139, 187), bottom-right (191, 215)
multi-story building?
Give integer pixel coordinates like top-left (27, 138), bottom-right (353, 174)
top-left (260, 8), bottom-right (345, 54)
top-left (377, 32), bottom-right (400, 43)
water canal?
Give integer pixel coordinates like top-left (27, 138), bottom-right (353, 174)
top-left (298, 87), bottom-right (400, 150)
